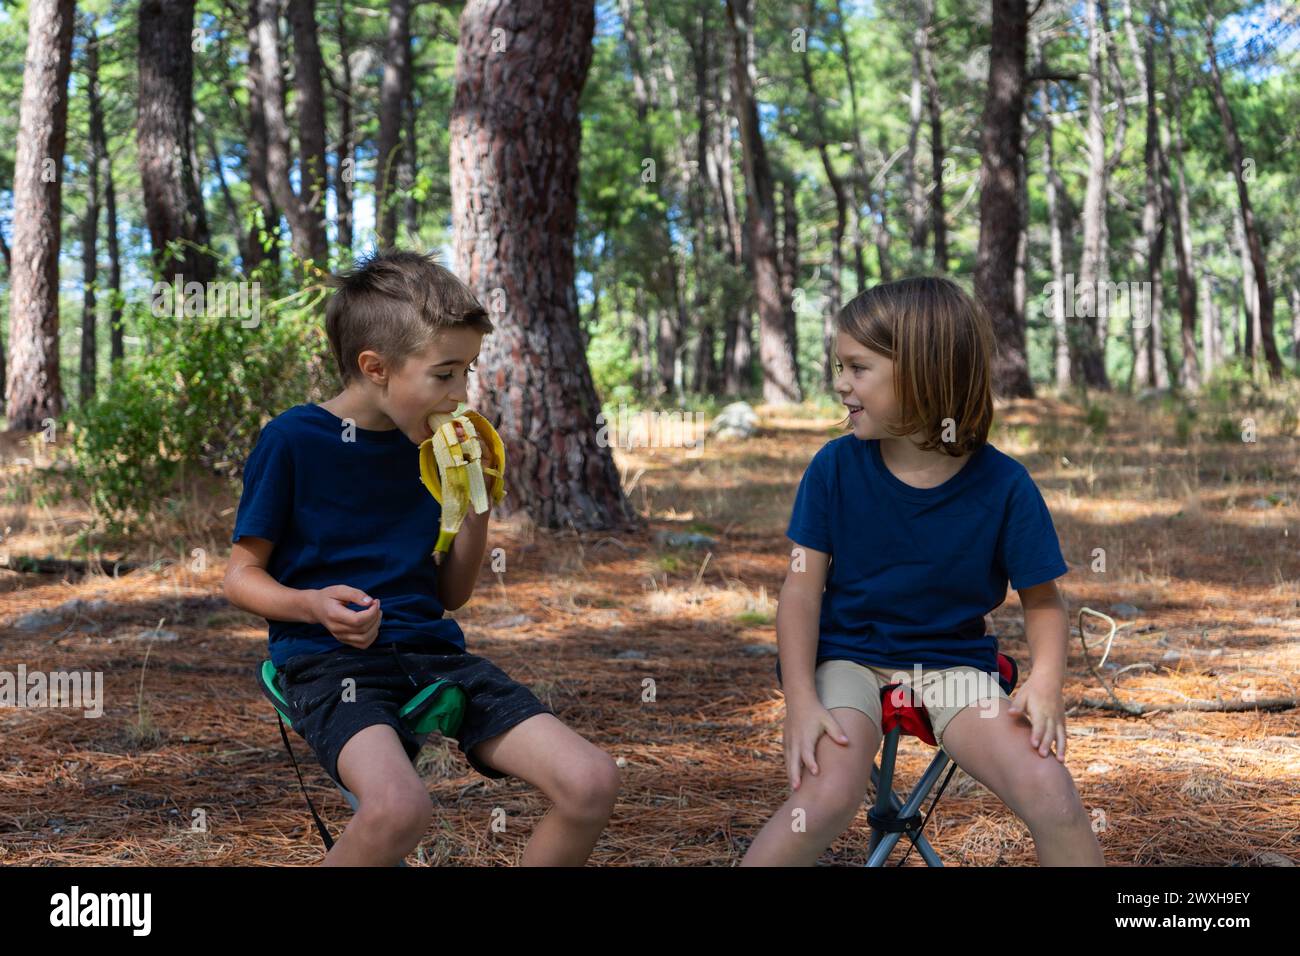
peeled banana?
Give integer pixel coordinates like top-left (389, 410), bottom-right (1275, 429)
top-left (418, 409), bottom-right (506, 560)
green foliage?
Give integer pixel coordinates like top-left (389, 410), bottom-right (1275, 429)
top-left (44, 259), bottom-right (334, 536)
top-left (1084, 403), bottom-right (1109, 435)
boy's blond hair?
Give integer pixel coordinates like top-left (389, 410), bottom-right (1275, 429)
top-left (325, 250), bottom-right (494, 386)
top-left (836, 275), bottom-right (994, 456)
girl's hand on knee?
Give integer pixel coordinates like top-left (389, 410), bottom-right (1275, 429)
top-left (1007, 676), bottom-right (1068, 762)
top-left (783, 704), bottom-right (850, 791)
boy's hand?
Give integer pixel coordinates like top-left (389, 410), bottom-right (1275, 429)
top-left (308, 585), bottom-right (382, 649)
top-left (783, 700), bottom-right (851, 791)
top-left (1007, 673), bottom-right (1067, 762)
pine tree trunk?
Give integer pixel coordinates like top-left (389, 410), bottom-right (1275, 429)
top-left (799, 0), bottom-right (846, 389)
top-left (287, 0), bottom-right (330, 263)
top-left (81, 26), bottom-right (103, 407)
top-left (726, 0), bottom-right (801, 404)
top-left (975, 0), bottom-right (1033, 398)
top-left (335, 0), bottom-right (354, 259)
top-left (1077, 0), bottom-right (1110, 389)
top-left (1205, 14), bottom-right (1282, 380)
top-left (451, 0), bottom-right (635, 530)
top-left (921, 0), bottom-right (946, 271)
top-left (246, 0), bottom-right (280, 271)
top-left (6, 0), bottom-right (76, 431)
top-left (376, 0), bottom-right (412, 250)
top-left (137, 0), bottom-right (215, 285)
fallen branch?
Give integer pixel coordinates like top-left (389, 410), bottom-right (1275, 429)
top-left (1069, 696), bottom-right (1299, 715)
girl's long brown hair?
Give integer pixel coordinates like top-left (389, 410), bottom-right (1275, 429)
top-left (835, 276), bottom-right (994, 456)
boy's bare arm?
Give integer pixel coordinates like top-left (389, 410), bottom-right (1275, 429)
top-left (775, 543), bottom-right (830, 707)
top-left (223, 537), bottom-right (317, 623)
top-left (1018, 579), bottom-right (1068, 685)
top-left (435, 505), bottom-right (489, 611)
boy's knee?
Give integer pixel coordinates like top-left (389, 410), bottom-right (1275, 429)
top-left (554, 751), bottom-right (620, 821)
top-left (798, 784), bottom-right (866, 829)
top-left (1020, 764), bottom-right (1086, 830)
top-left (359, 784), bottom-right (433, 842)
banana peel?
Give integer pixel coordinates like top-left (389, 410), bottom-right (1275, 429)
top-left (418, 409), bottom-right (506, 560)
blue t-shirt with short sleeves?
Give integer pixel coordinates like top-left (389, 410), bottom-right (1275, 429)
top-left (232, 403), bottom-right (466, 667)
top-left (784, 435), bottom-right (1068, 674)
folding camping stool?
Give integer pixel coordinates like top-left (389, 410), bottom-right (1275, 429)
top-left (863, 652), bottom-right (1019, 867)
top-left (255, 660), bottom-right (468, 860)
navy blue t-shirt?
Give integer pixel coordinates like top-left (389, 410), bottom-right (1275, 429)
top-left (785, 435), bottom-right (1068, 673)
top-left (232, 403), bottom-right (466, 666)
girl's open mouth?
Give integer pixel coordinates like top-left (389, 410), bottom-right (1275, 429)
top-left (846, 403), bottom-right (863, 420)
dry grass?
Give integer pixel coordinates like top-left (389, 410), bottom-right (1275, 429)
top-left (0, 389), bottom-right (1297, 866)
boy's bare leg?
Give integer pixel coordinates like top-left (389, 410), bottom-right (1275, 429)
top-left (321, 724), bottom-right (433, 866)
top-left (939, 701), bottom-right (1105, 866)
top-left (741, 707), bottom-right (881, 866)
top-left (469, 713), bottom-right (619, 866)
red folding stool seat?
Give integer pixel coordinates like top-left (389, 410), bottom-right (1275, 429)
top-left (865, 652), bottom-right (1018, 866)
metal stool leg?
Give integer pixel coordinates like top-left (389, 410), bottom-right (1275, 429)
top-left (866, 727), bottom-right (951, 867)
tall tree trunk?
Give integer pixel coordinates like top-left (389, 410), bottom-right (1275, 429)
top-left (1076, 0), bottom-right (1110, 389)
top-left (1233, 209), bottom-right (1258, 368)
top-left (620, 0), bottom-right (683, 397)
top-left (101, 107), bottom-right (123, 369)
top-left (689, 7), bottom-right (721, 394)
top-left (451, 0), bottom-right (635, 530)
top-left (975, 0), bottom-right (1033, 398)
top-left (6, 0), bottom-right (76, 431)
top-left (644, 4), bottom-right (696, 396)
top-left (1132, 17), bottom-right (1169, 390)
top-left (257, 0), bottom-right (326, 264)
top-left (798, 0), bottom-right (845, 389)
top-left (1013, 113), bottom-right (1028, 326)
top-left (246, 0), bottom-right (280, 271)
top-left (835, 0), bottom-right (891, 283)
top-left (715, 55), bottom-right (750, 394)
top-left (137, 0), bottom-right (215, 285)
top-left (81, 23), bottom-right (103, 407)
top-left (1205, 14), bottom-right (1282, 380)
top-left (726, 0), bottom-right (801, 404)
top-left (1033, 29), bottom-right (1070, 389)
top-left (401, 73), bottom-right (419, 242)
top-left (335, 0), bottom-right (354, 259)
top-left (779, 178), bottom-right (800, 363)
top-left (1155, 3), bottom-right (1198, 389)
top-left (376, 0), bottom-right (412, 250)
top-left (921, 0), bottom-right (946, 271)
top-left (904, 8), bottom-right (927, 263)
top-left (287, 0), bottom-right (329, 263)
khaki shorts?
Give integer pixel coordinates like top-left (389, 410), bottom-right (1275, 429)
top-left (814, 659), bottom-right (1012, 751)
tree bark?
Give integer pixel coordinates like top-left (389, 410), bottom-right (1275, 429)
top-left (1155, 2), bottom-right (1198, 389)
top-left (334, 0), bottom-right (354, 259)
top-left (1133, 16), bottom-right (1169, 390)
top-left (451, 0), bottom-right (635, 530)
top-left (726, 0), bottom-right (801, 404)
top-left (376, 0), bottom-right (412, 250)
top-left (1076, 0), bottom-right (1110, 389)
top-left (137, 0), bottom-right (215, 285)
top-left (245, 0), bottom-right (280, 271)
top-left (81, 23), bottom-right (103, 407)
top-left (975, 0), bottom-right (1033, 398)
top-left (6, 0), bottom-right (76, 431)
top-left (1033, 29), bottom-right (1070, 390)
top-left (904, 6), bottom-right (927, 263)
top-left (798, 0), bottom-right (846, 389)
top-left (920, 0), bottom-right (946, 271)
top-left (287, 0), bottom-right (330, 263)
top-left (620, 0), bottom-right (683, 398)
top-left (1205, 14), bottom-right (1282, 380)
